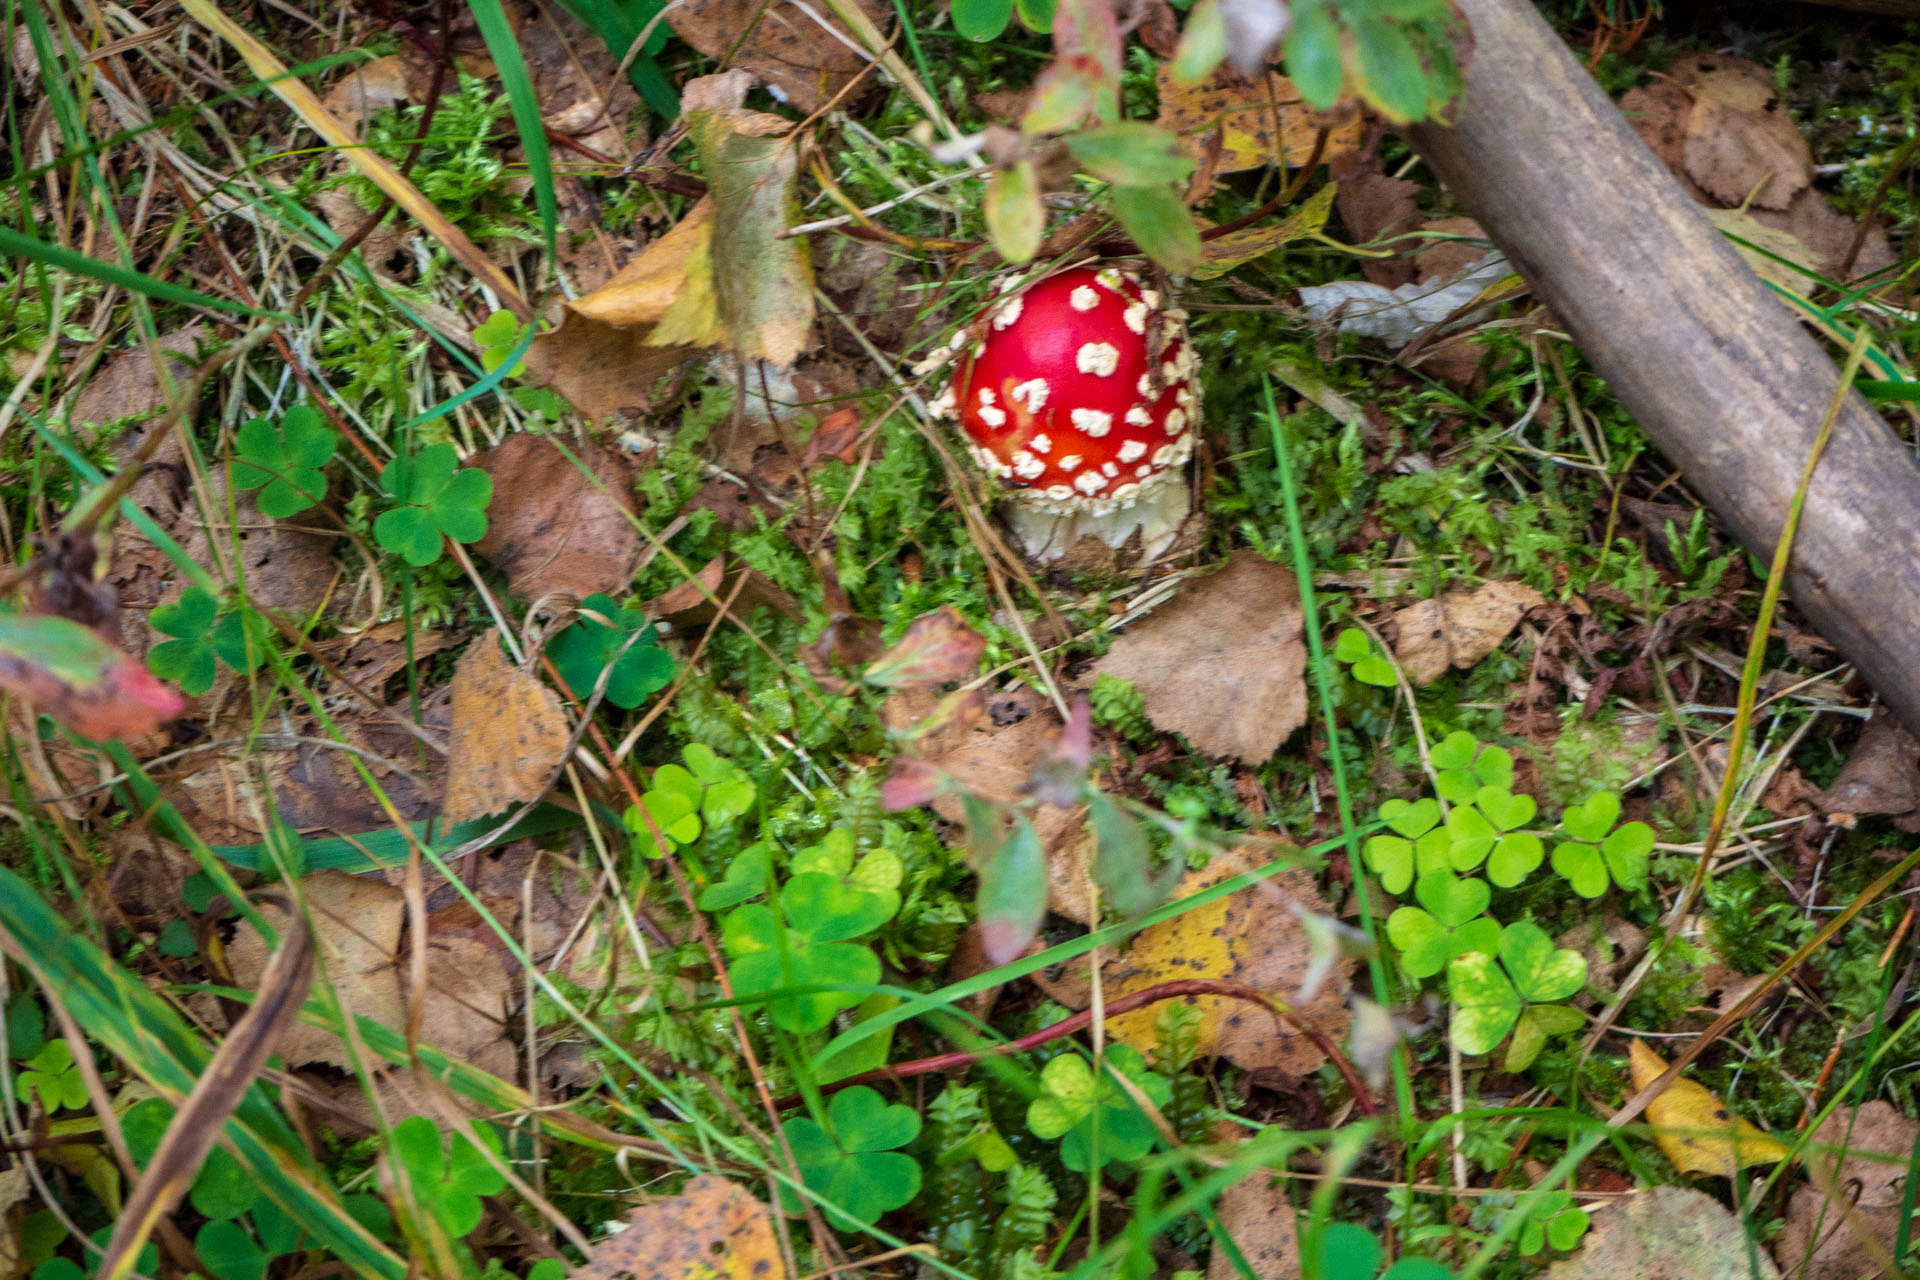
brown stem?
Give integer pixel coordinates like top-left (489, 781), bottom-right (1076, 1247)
top-left (775, 979), bottom-right (1377, 1116)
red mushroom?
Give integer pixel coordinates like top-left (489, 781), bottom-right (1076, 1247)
top-left (925, 264), bottom-right (1197, 562)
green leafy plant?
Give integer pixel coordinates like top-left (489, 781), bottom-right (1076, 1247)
top-left (1365, 798), bottom-right (1447, 895)
top-left (146, 588), bottom-right (260, 696)
top-left (386, 1116), bottom-right (507, 1239)
top-left (17, 1039), bottom-right (86, 1113)
top-left (472, 310), bottom-right (530, 378)
top-left (780, 1086), bottom-right (922, 1229)
top-left (1511, 1188), bottom-right (1589, 1256)
top-left (549, 592), bottom-right (674, 708)
top-left (231, 405), bottom-right (337, 518)
top-left (1334, 627), bottom-right (1397, 687)
top-left (1024, 1044), bottom-right (1171, 1172)
top-left (632, 743), bottom-right (756, 853)
top-left (1307, 1222), bottom-right (1456, 1279)
top-left (374, 443), bottom-right (492, 567)
top-left (1446, 922), bottom-right (1587, 1069)
top-left (1550, 792), bottom-right (1654, 897)
top-left (1429, 730), bottom-right (1514, 805)
top-left (1384, 871), bottom-right (1499, 980)
top-left (720, 852), bottom-right (901, 1033)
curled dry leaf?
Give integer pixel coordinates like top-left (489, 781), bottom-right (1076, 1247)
top-left (1392, 579), bottom-right (1546, 686)
top-left (1675, 55), bottom-right (1811, 211)
top-left (1101, 850), bottom-right (1349, 1075)
top-left (666, 0), bottom-right (888, 113)
top-left (472, 433), bottom-right (642, 602)
top-left (1300, 253), bottom-right (1516, 351)
top-left (1088, 551), bottom-right (1307, 762)
top-left (1548, 1185), bottom-right (1777, 1280)
top-left (1776, 1101), bottom-right (1920, 1280)
top-left (1628, 1039), bottom-right (1788, 1177)
top-left (1816, 710), bottom-right (1920, 830)
top-left (575, 1175), bottom-right (786, 1280)
top-left (443, 636), bottom-right (571, 823)
top-left (1157, 65), bottom-right (1361, 174)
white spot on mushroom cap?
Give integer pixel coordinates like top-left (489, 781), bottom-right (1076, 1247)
top-left (1118, 439), bottom-right (1146, 463)
top-left (1096, 269), bottom-right (1126, 293)
top-left (978, 405), bottom-right (1007, 427)
top-left (1012, 450), bottom-right (1046, 480)
top-left (1070, 285), bottom-right (1100, 312)
top-left (1141, 289), bottom-right (1161, 310)
top-left (1074, 470), bottom-right (1108, 494)
top-left (1125, 405), bottom-right (1151, 427)
top-left (1070, 407), bottom-right (1112, 438)
top-left (1077, 342), bottom-right (1120, 377)
top-left (1046, 484), bottom-right (1074, 501)
top-left (1112, 482), bottom-right (1140, 503)
top-left (978, 388), bottom-right (996, 406)
top-left (1058, 455), bottom-right (1082, 471)
top-left (1011, 378), bottom-right (1050, 413)
top-left (1135, 464), bottom-right (1152, 477)
top-left (1102, 461), bottom-right (1118, 477)
top-left (1137, 373), bottom-right (1153, 397)
top-left (1165, 407), bottom-right (1187, 437)
top-left (1123, 302), bottom-right (1148, 334)
top-left (1152, 443), bottom-right (1176, 467)
top-left (1029, 433), bottom-right (1051, 454)
top-left (929, 387), bottom-right (957, 419)
top-left (991, 295), bottom-right (1024, 329)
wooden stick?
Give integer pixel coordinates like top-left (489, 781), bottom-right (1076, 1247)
top-left (1407, 0), bottom-right (1920, 732)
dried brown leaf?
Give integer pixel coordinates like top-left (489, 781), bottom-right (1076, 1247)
top-left (1818, 711), bottom-right (1920, 823)
top-left (575, 1176), bottom-right (786, 1280)
top-left (1157, 65), bottom-right (1360, 174)
top-left (1776, 1102), bottom-right (1919, 1280)
top-left (1101, 850), bottom-right (1347, 1074)
top-left (443, 637), bottom-right (570, 822)
top-left (1392, 580), bottom-right (1545, 686)
top-left (1209, 1169), bottom-right (1299, 1280)
top-left (667, 0), bottom-right (887, 114)
top-left (1088, 552), bottom-right (1307, 762)
top-left (472, 433), bottom-right (641, 601)
top-left (1679, 56), bottom-right (1811, 211)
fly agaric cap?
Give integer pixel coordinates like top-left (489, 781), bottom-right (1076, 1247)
top-left (927, 264), bottom-right (1198, 560)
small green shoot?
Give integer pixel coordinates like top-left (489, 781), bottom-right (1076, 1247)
top-left (1334, 627), bottom-right (1397, 687)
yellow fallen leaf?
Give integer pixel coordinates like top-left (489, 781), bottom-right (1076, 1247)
top-left (1628, 1039), bottom-right (1789, 1177)
top-left (1101, 850), bottom-right (1348, 1074)
top-left (568, 200), bottom-right (719, 336)
top-left (1156, 66), bottom-right (1361, 174)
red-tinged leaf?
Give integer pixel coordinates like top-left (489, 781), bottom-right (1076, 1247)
top-left (1025, 697), bottom-right (1092, 808)
top-left (898, 688), bottom-right (988, 745)
top-left (865, 607), bottom-right (987, 688)
top-left (985, 160), bottom-right (1044, 264)
top-left (801, 407), bottom-right (863, 469)
top-left (881, 757), bottom-right (948, 810)
top-left (977, 815), bottom-right (1047, 964)
top-left (1024, 56), bottom-right (1102, 135)
top-left (1051, 0), bottom-right (1123, 120)
top-left (0, 613), bottom-right (186, 740)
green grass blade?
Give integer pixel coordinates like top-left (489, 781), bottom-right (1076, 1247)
top-left (0, 227), bottom-right (285, 321)
top-left (468, 0), bottom-right (557, 265)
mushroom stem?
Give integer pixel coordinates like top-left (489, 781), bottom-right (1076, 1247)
top-left (1002, 471), bottom-right (1192, 562)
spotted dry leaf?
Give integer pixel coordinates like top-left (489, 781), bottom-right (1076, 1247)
top-left (443, 636), bottom-right (570, 823)
top-left (1101, 850), bottom-right (1348, 1074)
top-left (1392, 580), bottom-right (1544, 686)
top-left (574, 1176), bottom-right (786, 1280)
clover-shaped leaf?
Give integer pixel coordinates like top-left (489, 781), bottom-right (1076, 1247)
top-left (1386, 872), bottom-right (1497, 980)
top-left (1334, 627), bottom-right (1397, 687)
top-left (683, 743), bottom-right (756, 825)
top-left (722, 871), bottom-right (897, 1032)
top-left (196, 1220), bottom-right (268, 1280)
top-left (779, 1085), bottom-right (921, 1228)
top-left (1430, 731), bottom-right (1513, 804)
top-left (1513, 1189), bottom-right (1590, 1255)
top-left (1550, 792), bottom-right (1654, 898)
top-left (698, 842), bottom-right (773, 911)
top-left (549, 593), bottom-right (674, 709)
top-left (387, 1115), bottom-right (506, 1237)
top-left (374, 443), bottom-right (492, 567)
top-left (18, 1039), bottom-right (87, 1112)
top-left (1025, 1046), bottom-right (1170, 1172)
top-left (473, 310), bottom-right (531, 379)
top-left (232, 406), bottom-right (337, 518)
top-left (1368, 797), bottom-right (1447, 895)
top-left (1447, 921), bottom-right (1587, 1060)
top-left (147, 587), bottom-right (220, 696)
top-left (1458, 785), bottom-right (1542, 886)
top-left (793, 828), bottom-right (903, 919)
